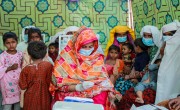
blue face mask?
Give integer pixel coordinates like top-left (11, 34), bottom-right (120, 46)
top-left (148, 64), bottom-right (158, 71)
top-left (163, 35), bottom-right (172, 41)
top-left (23, 34), bottom-right (28, 42)
top-left (79, 47), bottom-right (94, 56)
top-left (117, 36), bottom-right (127, 43)
top-left (142, 37), bottom-right (154, 46)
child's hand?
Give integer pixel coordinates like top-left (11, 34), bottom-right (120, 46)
top-left (113, 66), bottom-right (118, 76)
top-left (124, 75), bottom-right (130, 80)
top-left (11, 63), bottom-right (18, 70)
top-left (5, 63), bottom-right (18, 73)
top-left (131, 79), bottom-right (139, 84)
top-left (143, 78), bottom-right (150, 83)
top-left (123, 66), bottom-right (131, 75)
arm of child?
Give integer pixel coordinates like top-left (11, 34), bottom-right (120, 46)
top-left (20, 89), bottom-right (26, 108)
top-left (0, 53), bottom-right (14, 79)
top-left (5, 63), bottom-right (18, 73)
top-left (129, 67), bottom-right (136, 77)
top-left (109, 75), bottom-right (116, 84)
top-left (22, 51), bottom-right (31, 68)
top-left (19, 67), bottom-right (28, 108)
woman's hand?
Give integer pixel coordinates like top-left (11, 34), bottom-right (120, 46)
top-left (168, 97), bottom-right (180, 110)
top-left (75, 81), bottom-right (94, 91)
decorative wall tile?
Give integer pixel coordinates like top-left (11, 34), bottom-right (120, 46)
top-left (0, 0), bottom-right (128, 50)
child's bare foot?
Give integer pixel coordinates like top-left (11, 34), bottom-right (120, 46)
top-left (135, 97), bottom-right (144, 104)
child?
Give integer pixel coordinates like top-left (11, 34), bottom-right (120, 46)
top-left (19, 41), bottom-right (53, 110)
top-left (0, 32), bottom-right (23, 110)
top-left (22, 27), bottom-right (43, 68)
top-left (105, 45), bottom-right (124, 84)
top-left (48, 43), bottom-right (58, 62)
top-left (22, 28), bottom-right (53, 68)
top-left (135, 59), bottom-right (161, 104)
top-left (115, 38), bottom-right (149, 95)
top-left (16, 26), bottom-right (35, 52)
top-left (122, 43), bottom-right (135, 75)
top-left (124, 38), bottom-right (150, 82)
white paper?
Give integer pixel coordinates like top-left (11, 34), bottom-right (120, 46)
top-left (130, 104), bottom-right (168, 110)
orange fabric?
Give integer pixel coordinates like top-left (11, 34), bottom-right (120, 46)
top-left (116, 59), bottom-right (124, 73)
top-left (50, 27), bottom-right (114, 98)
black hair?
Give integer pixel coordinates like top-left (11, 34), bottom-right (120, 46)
top-left (28, 27), bottom-right (43, 42)
top-left (48, 43), bottom-right (58, 49)
top-left (3, 32), bottom-right (18, 44)
top-left (134, 38), bottom-right (148, 51)
top-left (155, 59), bottom-right (161, 64)
top-left (114, 32), bottom-right (128, 37)
top-left (27, 41), bottom-right (47, 60)
top-left (24, 28), bottom-right (30, 34)
top-left (108, 45), bottom-right (120, 53)
top-left (170, 30), bottom-right (177, 35)
top-left (122, 43), bottom-right (134, 52)
top-left (163, 30), bottom-right (177, 36)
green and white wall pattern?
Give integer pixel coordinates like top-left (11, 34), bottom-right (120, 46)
top-left (132, 0), bottom-right (180, 38)
top-left (0, 0), bottom-right (128, 50)
top-left (0, 0), bottom-right (179, 51)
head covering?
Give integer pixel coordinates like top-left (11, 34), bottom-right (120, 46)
top-left (140, 25), bottom-right (161, 48)
top-left (155, 20), bottom-right (180, 104)
top-left (162, 21), bottom-right (179, 33)
top-left (64, 26), bottom-right (80, 35)
top-left (104, 26), bottom-right (136, 56)
top-left (50, 26), bottom-right (113, 98)
top-left (160, 20), bottom-right (180, 40)
top-left (50, 26), bottom-right (79, 43)
top-left (21, 25), bottom-right (35, 41)
top-left (50, 31), bottom-right (64, 43)
top-left (140, 25), bottom-right (163, 65)
top-left (151, 21), bottom-right (180, 64)
top-left (96, 34), bottom-right (104, 55)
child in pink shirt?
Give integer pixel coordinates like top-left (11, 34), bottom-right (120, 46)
top-left (0, 32), bottom-right (22, 110)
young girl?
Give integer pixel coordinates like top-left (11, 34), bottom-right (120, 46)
top-left (22, 28), bottom-right (53, 68)
top-left (0, 32), bottom-right (23, 110)
top-left (22, 27), bottom-right (43, 68)
top-left (16, 26), bottom-right (35, 52)
top-left (105, 45), bottom-right (124, 84)
top-left (135, 59), bottom-right (161, 104)
top-left (122, 43), bottom-right (135, 75)
top-left (19, 41), bottom-right (53, 110)
top-left (48, 43), bottom-right (58, 62)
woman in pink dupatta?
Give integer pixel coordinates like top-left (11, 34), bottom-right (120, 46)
top-left (50, 26), bottom-right (121, 110)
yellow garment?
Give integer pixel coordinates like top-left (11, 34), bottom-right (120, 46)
top-left (104, 26), bottom-right (136, 56)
